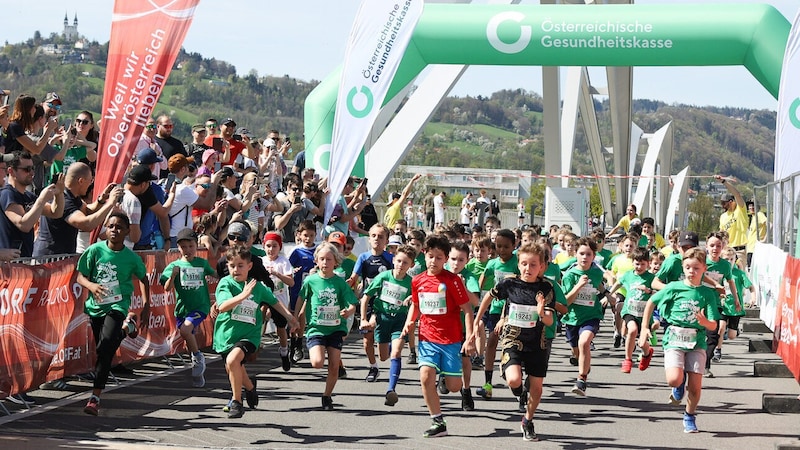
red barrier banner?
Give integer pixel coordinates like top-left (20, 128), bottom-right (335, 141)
top-left (93, 0), bottom-right (200, 242)
top-left (774, 256), bottom-right (800, 382)
top-left (0, 249), bottom-right (218, 396)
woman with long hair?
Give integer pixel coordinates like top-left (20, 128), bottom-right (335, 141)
top-left (4, 94), bottom-right (59, 156)
top-left (50, 110), bottom-right (98, 180)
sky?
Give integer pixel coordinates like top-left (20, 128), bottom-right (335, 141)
top-left (3, 0), bottom-right (798, 110)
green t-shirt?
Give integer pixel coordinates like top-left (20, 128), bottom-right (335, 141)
top-left (78, 241), bottom-right (147, 318)
top-left (619, 270), bottom-right (655, 317)
top-left (595, 248), bottom-right (614, 269)
top-left (213, 276), bottom-right (277, 353)
top-left (465, 257), bottom-right (489, 291)
top-left (300, 272), bottom-right (358, 337)
top-left (557, 256), bottom-right (577, 272)
top-left (723, 267), bottom-right (751, 317)
top-left (483, 255), bottom-right (520, 314)
top-left (408, 253), bottom-right (428, 277)
top-left (651, 281), bottom-right (721, 351)
top-left (655, 252), bottom-right (684, 284)
top-left (334, 258), bottom-right (356, 280)
top-left (50, 144), bottom-right (88, 181)
top-left (250, 247), bottom-right (267, 258)
top-left (364, 270), bottom-right (412, 316)
top-left (160, 257), bottom-right (215, 318)
top-left (545, 281), bottom-right (568, 339)
top-left (543, 262), bottom-right (562, 284)
top-left (560, 265), bottom-right (605, 326)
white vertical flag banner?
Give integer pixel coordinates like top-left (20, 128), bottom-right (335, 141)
top-left (325, 0), bottom-right (424, 224)
top-left (773, 11), bottom-right (800, 245)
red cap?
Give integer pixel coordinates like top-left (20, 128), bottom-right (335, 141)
top-left (327, 231), bottom-right (347, 246)
top-left (263, 232), bottom-right (282, 249)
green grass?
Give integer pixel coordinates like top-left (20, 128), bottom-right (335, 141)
top-left (471, 124), bottom-right (521, 140)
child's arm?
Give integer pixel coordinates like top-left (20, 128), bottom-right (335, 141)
top-left (472, 290), bottom-right (494, 332)
top-left (77, 272), bottom-right (104, 299)
top-left (401, 301), bottom-right (419, 338)
top-left (637, 300), bottom-right (657, 348)
top-left (271, 300), bottom-right (299, 330)
top-left (359, 293), bottom-right (373, 330)
top-left (218, 279), bottom-right (257, 313)
top-left (537, 292), bottom-right (554, 327)
top-left (269, 266), bottom-right (295, 288)
top-left (565, 275), bottom-right (590, 304)
top-left (163, 265), bottom-right (180, 292)
top-left (459, 302), bottom-right (476, 356)
top-left (729, 278), bottom-right (742, 312)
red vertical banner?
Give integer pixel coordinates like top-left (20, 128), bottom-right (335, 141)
top-left (93, 0), bottom-right (201, 242)
top-left (774, 256), bottom-right (800, 382)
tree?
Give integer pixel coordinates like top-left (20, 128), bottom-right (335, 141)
top-left (687, 193), bottom-right (718, 237)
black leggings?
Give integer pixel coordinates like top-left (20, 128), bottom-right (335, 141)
top-left (90, 310), bottom-right (126, 390)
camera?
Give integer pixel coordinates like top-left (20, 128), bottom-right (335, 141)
top-left (212, 137), bottom-right (223, 151)
top-left (285, 136), bottom-right (290, 144)
top-left (232, 134), bottom-right (242, 141)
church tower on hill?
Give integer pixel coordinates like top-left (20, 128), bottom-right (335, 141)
top-left (63, 12), bottom-right (79, 41)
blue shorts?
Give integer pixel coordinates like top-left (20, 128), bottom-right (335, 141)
top-left (307, 331), bottom-right (346, 351)
top-left (418, 341), bottom-right (462, 377)
top-left (564, 318), bottom-right (600, 348)
top-left (176, 311), bottom-right (208, 332)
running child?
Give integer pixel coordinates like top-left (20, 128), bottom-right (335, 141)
top-left (702, 231), bottom-right (738, 377)
top-left (161, 228), bottom-right (217, 387)
top-left (359, 244), bottom-right (416, 407)
top-left (638, 248), bottom-right (720, 433)
top-left (402, 235), bottom-right (476, 438)
top-left (465, 235), bottom-right (492, 370)
top-left (77, 212), bottom-right (151, 416)
top-left (262, 231), bottom-right (296, 371)
top-left (713, 246), bottom-right (750, 361)
top-left (295, 243), bottom-right (358, 410)
top-left (607, 233), bottom-right (638, 349)
top-left (288, 219), bottom-right (318, 363)
top-left (214, 246), bottom-right (299, 418)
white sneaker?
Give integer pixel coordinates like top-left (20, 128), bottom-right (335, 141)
top-left (192, 352), bottom-right (205, 378)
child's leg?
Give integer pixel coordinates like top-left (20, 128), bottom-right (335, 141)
top-left (686, 371), bottom-right (703, 414)
top-left (577, 329), bottom-right (595, 378)
top-left (485, 330), bottom-right (498, 383)
top-left (420, 365), bottom-right (441, 416)
top-left (309, 343), bottom-right (327, 369)
top-left (504, 363), bottom-right (523, 391)
top-left (325, 347), bottom-right (341, 396)
top-left (665, 366), bottom-right (685, 387)
top-left (526, 376), bottom-right (545, 419)
top-left (461, 354), bottom-right (471, 388)
top-left (624, 320), bottom-right (639, 361)
top-left (378, 342), bottom-right (390, 362)
top-left (388, 337), bottom-right (404, 392)
top-left (180, 321), bottom-right (199, 353)
top-left (363, 331), bottom-right (377, 365)
top-left (225, 349), bottom-right (246, 403)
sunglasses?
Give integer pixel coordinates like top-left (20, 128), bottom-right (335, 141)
top-left (47, 103), bottom-right (62, 111)
top-left (228, 234), bottom-right (247, 242)
top-left (145, 124), bottom-right (156, 130)
top-left (15, 166), bottom-right (34, 173)
top-left (199, 183), bottom-right (211, 189)
top-left (75, 118), bottom-right (91, 125)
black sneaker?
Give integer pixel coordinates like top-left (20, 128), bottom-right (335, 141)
top-left (461, 388), bottom-right (474, 411)
top-left (321, 395), bottom-right (334, 411)
top-left (519, 389), bottom-right (528, 413)
top-left (423, 418), bottom-right (448, 438)
top-left (291, 337), bottom-right (304, 363)
top-left (571, 379), bottom-right (587, 397)
top-left (385, 390), bottom-right (399, 406)
top-left (338, 365), bottom-right (347, 379)
top-left (569, 356), bottom-right (579, 366)
top-left (437, 374), bottom-right (449, 395)
top-left (614, 333), bottom-right (622, 348)
top-left (407, 352), bottom-right (417, 365)
top-left (227, 400), bottom-right (244, 418)
top-left (245, 377), bottom-right (258, 409)
top-left (521, 419), bottom-right (538, 441)
top-left (365, 366), bottom-right (379, 382)
top-left (281, 353), bottom-right (291, 372)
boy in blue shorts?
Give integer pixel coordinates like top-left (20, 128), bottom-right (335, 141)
top-left (161, 228), bottom-right (217, 387)
top-left (402, 235), bottom-right (476, 438)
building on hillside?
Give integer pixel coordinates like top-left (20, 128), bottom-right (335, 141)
top-left (62, 13), bottom-right (80, 41)
top-left (401, 165), bottom-right (531, 207)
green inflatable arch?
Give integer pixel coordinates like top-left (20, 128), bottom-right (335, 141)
top-left (304, 3), bottom-right (790, 174)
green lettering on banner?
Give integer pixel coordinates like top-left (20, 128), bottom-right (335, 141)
top-left (347, 86), bottom-right (374, 118)
top-left (790, 98), bottom-right (800, 129)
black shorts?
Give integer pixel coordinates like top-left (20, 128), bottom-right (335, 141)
top-left (501, 344), bottom-right (551, 378)
top-left (220, 340), bottom-right (258, 364)
top-left (307, 331), bottom-right (347, 351)
top-left (721, 315), bottom-right (741, 330)
top-left (623, 314), bottom-right (642, 327)
top-left (482, 311), bottom-right (502, 332)
top-left (269, 305), bottom-right (287, 328)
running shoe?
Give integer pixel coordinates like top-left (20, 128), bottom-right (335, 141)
top-left (192, 373), bottom-right (205, 388)
top-left (385, 390), bottom-right (399, 407)
top-left (461, 388), bottom-right (474, 411)
top-left (437, 374), bottom-right (449, 395)
top-left (683, 412), bottom-right (699, 433)
top-left (39, 379), bottom-right (68, 390)
top-left (366, 366), bottom-right (380, 382)
top-left (621, 358), bottom-right (633, 373)
top-left (613, 333), bottom-right (622, 349)
top-left (712, 348), bottom-right (722, 363)
top-left (477, 382), bottom-right (493, 399)
top-left (521, 419), bottom-right (538, 441)
top-left (639, 348), bottom-right (654, 371)
top-left (321, 395), bottom-right (334, 411)
top-left (471, 355), bottom-right (484, 370)
top-left (222, 397), bottom-right (233, 412)
top-left (423, 418), bottom-right (448, 438)
top-left (8, 393), bottom-right (35, 405)
top-left (669, 375), bottom-right (686, 405)
top-left (245, 377), bottom-right (259, 409)
top-left (83, 395), bottom-right (100, 416)
top-left (407, 352), bottom-right (417, 365)
top-left (281, 353), bottom-right (291, 372)
top-left (704, 369), bottom-right (714, 378)
top-left (569, 356), bottom-right (579, 366)
top-left (338, 365), bottom-right (348, 379)
top-left (571, 379), bottom-right (587, 396)
top-left (192, 352), bottom-right (205, 378)
top-left (589, 342), bottom-right (596, 351)
top-left (228, 400), bottom-right (244, 419)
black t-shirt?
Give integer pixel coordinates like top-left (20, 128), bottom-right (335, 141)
top-left (292, 150), bottom-right (306, 174)
top-left (216, 251), bottom-right (275, 290)
top-left (155, 135), bottom-right (187, 160)
top-left (34, 188), bottom-right (83, 256)
top-left (0, 184), bottom-right (37, 256)
top-left (4, 122), bottom-right (26, 154)
top-left (493, 277), bottom-right (556, 350)
top-left (186, 142), bottom-right (210, 163)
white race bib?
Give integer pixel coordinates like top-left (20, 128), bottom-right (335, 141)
top-left (627, 299), bottom-right (646, 317)
top-left (231, 298), bottom-right (257, 325)
top-left (316, 305), bottom-right (341, 326)
top-left (507, 303), bottom-right (539, 328)
top-left (573, 288), bottom-right (595, 307)
top-left (180, 267), bottom-right (204, 289)
top-left (380, 281), bottom-right (408, 307)
top-left (97, 280), bottom-right (122, 305)
top-left (669, 326), bottom-right (698, 349)
top-left (419, 292), bottom-right (447, 315)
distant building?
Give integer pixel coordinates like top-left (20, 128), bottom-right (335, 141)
top-left (62, 13), bottom-right (80, 41)
top-left (401, 165), bottom-right (532, 207)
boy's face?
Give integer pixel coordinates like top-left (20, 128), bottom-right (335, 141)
top-left (315, 248), bottom-right (337, 274)
top-left (298, 229), bottom-right (316, 248)
top-left (264, 239), bottom-right (281, 258)
top-left (472, 244), bottom-right (489, 262)
top-left (520, 235), bottom-right (533, 247)
top-left (518, 252), bottom-right (543, 282)
top-left (105, 217), bottom-right (130, 244)
top-left (369, 228), bottom-right (388, 252)
top-left (682, 257), bottom-right (706, 285)
top-left (494, 235), bottom-right (515, 260)
top-left (343, 242), bottom-right (353, 256)
top-left (387, 244), bottom-right (398, 255)
top-left (393, 223), bottom-right (406, 235)
top-left (575, 244), bottom-right (595, 269)
top-left (633, 258), bottom-right (649, 274)
top-left (642, 223), bottom-right (654, 234)
top-left (448, 248), bottom-right (469, 274)
top-left (484, 222), bottom-right (497, 235)
top-left (706, 237), bottom-right (724, 258)
top-left (649, 258), bottom-right (663, 272)
top-left (227, 255), bottom-right (252, 282)
top-left (409, 238), bottom-right (423, 253)
top-left (393, 251), bottom-right (413, 275)
top-left (425, 247), bottom-right (448, 274)
top-left (620, 238), bottom-right (634, 255)
top-left (563, 239), bottom-right (575, 254)
top-left (177, 239), bottom-right (197, 259)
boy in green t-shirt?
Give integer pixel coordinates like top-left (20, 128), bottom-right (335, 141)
top-left (714, 246), bottom-right (752, 360)
top-left (359, 245), bottom-right (417, 407)
top-left (214, 246), bottom-right (298, 419)
top-left (639, 248), bottom-right (720, 434)
top-left (608, 247), bottom-right (656, 373)
top-left (404, 229), bottom-right (427, 364)
top-left (161, 228), bottom-right (217, 388)
top-left (77, 213), bottom-right (150, 416)
top-left (477, 229), bottom-right (519, 400)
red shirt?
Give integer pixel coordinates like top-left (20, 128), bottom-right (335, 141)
top-left (203, 135), bottom-right (246, 165)
top-left (412, 270), bottom-right (469, 344)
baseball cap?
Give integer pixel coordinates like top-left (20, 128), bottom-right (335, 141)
top-left (1, 154), bottom-right (14, 163)
top-left (220, 165), bottom-right (242, 178)
top-left (678, 231), bottom-right (699, 248)
top-left (720, 193), bottom-right (735, 203)
top-left (387, 192), bottom-right (401, 205)
top-left (236, 127), bottom-right (254, 138)
top-left (127, 165), bottom-right (157, 185)
top-left (221, 118), bottom-right (236, 127)
top-left (263, 138), bottom-right (277, 149)
top-left (387, 234), bottom-right (403, 247)
top-left (137, 147), bottom-right (163, 165)
top-left (176, 228), bottom-right (197, 243)
top-left (191, 123), bottom-right (206, 133)
top-left (168, 154), bottom-right (194, 173)
top-left (202, 149), bottom-right (218, 164)
top-left (227, 222), bottom-right (251, 242)
top-left (44, 92), bottom-right (62, 105)
top-left (327, 231), bottom-right (347, 246)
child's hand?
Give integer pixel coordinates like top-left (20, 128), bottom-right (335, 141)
top-left (242, 279), bottom-right (257, 297)
top-left (401, 321), bottom-right (415, 338)
top-left (209, 302), bottom-right (220, 320)
top-left (287, 316), bottom-right (300, 331)
top-left (638, 328), bottom-right (651, 348)
top-left (578, 274), bottom-right (589, 288)
top-left (172, 266), bottom-right (180, 277)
